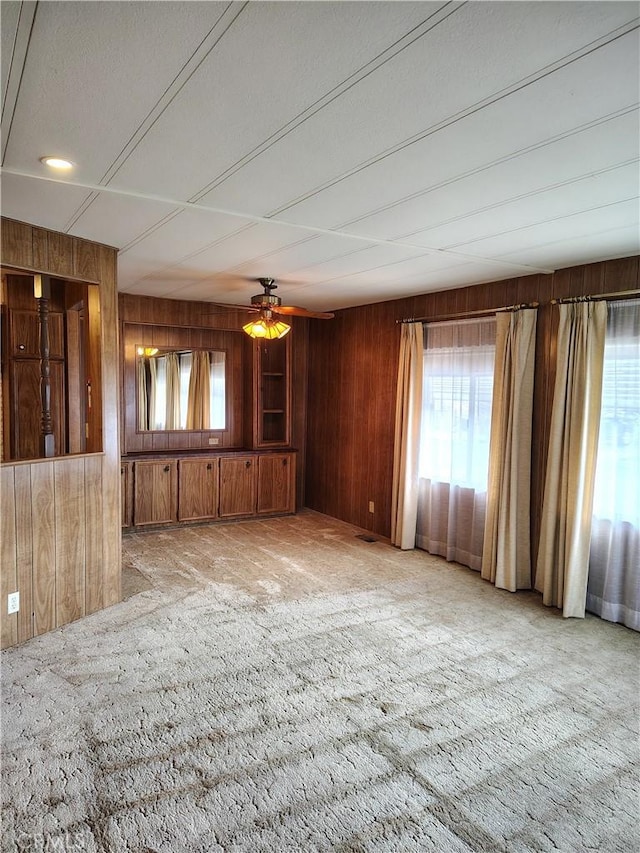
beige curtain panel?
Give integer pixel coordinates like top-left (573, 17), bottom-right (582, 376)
top-left (186, 351), bottom-right (211, 430)
top-left (391, 322), bottom-right (423, 549)
top-left (137, 356), bottom-right (148, 431)
top-left (147, 357), bottom-right (157, 430)
top-left (165, 352), bottom-right (181, 430)
top-left (482, 309), bottom-right (537, 591)
top-left (535, 301), bottom-right (606, 618)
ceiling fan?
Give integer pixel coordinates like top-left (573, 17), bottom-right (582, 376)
top-left (214, 278), bottom-right (334, 339)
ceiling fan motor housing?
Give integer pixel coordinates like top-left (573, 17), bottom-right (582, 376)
top-left (251, 292), bottom-right (281, 309)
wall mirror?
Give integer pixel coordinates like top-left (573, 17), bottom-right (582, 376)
top-left (136, 347), bottom-right (226, 431)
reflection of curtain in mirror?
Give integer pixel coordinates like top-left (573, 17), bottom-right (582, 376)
top-left (148, 357), bottom-right (158, 429)
top-left (137, 356), bottom-right (148, 430)
top-left (165, 352), bottom-right (181, 430)
top-left (186, 351), bottom-right (211, 429)
top-left (416, 317), bottom-right (496, 570)
top-left (210, 352), bottom-right (226, 429)
top-left (179, 352), bottom-right (192, 429)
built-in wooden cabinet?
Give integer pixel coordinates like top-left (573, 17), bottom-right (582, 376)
top-left (219, 456), bottom-right (257, 518)
top-left (133, 459), bottom-right (178, 527)
top-left (178, 458), bottom-right (219, 522)
top-left (124, 451), bottom-right (295, 530)
top-left (257, 453), bottom-right (295, 515)
top-left (247, 336), bottom-right (291, 448)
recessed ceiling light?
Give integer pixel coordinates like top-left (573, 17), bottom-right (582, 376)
top-left (39, 156), bottom-right (74, 170)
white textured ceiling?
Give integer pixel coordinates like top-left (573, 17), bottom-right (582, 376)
top-left (1, 1), bottom-right (638, 311)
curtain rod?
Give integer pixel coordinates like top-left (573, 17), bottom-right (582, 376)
top-left (396, 301), bottom-right (539, 325)
top-left (550, 288), bottom-right (640, 305)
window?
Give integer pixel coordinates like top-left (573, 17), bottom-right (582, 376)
top-left (419, 318), bottom-right (496, 489)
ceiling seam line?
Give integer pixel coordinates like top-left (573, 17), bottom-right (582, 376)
top-left (63, 191), bottom-right (101, 233)
top-left (126, 223), bottom-right (259, 279)
top-left (99, 2), bottom-right (248, 188)
top-left (391, 158), bottom-right (640, 241)
top-left (0, 166), bottom-right (555, 274)
top-left (1, 0), bottom-right (38, 164)
top-left (1, 0), bottom-right (23, 114)
top-left (118, 209), bottom-right (187, 253)
top-left (188, 0), bottom-right (467, 203)
top-left (334, 108), bottom-right (640, 231)
top-left (61, 2), bottom-right (247, 231)
top-left (495, 224), bottom-right (638, 264)
top-left (443, 195), bottom-right (640, 251)
top-left (266, 21), bottom-right (640, 218)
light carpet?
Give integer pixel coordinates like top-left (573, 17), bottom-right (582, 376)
top-left (1, 510), bottom-right (638, 852)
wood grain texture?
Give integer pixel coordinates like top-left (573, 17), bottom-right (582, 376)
top-left (47, 232), bottom-right (75, 278)
top-left (97, 243), bottom-right (121, 608)
top-left (0, 465), bottom-right (18, 648)
top-left (84, 454), bottom-right (104, 615)
top-left (306, 256), bottom-right (640, 562)
top-left (14, 464), bottom-right (33, 642)
top-left (178, 458), bottom-right (219, 521)
top-left (86, 283), bottom-right (103, 453)
top-left (30, 461), bottom-right (56, 636)
top-left (257, 453), bottom-right (295, 514)
top-left (219, 456), bottom-right (257, 517)
top-left (65, 308), bottom-right (83, 453)
top-left (73, 238), bottom-right (100, 283)
top-left (1, 219), bottom-right (33, 268)
top-left (133, 460), bottom-right (178, 525)
top-left (121, 461), bottom-right (132, 528)
top-left (55, 457), bottom-right (86, 626)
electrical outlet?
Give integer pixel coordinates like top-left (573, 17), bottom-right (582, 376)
top-left (208, 437), bottom-right (220, 446)
top-left (368, 501), bottom-right (375, 513)
top-left (7, 592), bottom-right (19, 614)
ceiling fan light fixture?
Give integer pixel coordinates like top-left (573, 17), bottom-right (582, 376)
top-left (243, 317), bottom-right (291, 340)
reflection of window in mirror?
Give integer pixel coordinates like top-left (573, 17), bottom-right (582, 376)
top-left (137, 348), bottom-right (226, 431)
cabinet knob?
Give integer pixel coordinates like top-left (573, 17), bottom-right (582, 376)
top-left (164, 465), bottom-right (170, 472)
top-left (283, 458), bottom-right (287, 466)
top-left (207, 463), bottom-right (212, 470)
top-left (246, 460), bottom-right (251, 468)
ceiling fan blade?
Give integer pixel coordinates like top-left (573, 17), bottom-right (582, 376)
top-left (274, 305), bottom-right (335, 319)
top-left (206, 303), bottom-right (259, 314)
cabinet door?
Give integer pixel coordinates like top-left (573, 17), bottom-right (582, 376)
top-left (133, 460), bottom-right (177, 526)
top-left (257, 453), bottom-right (295, 515)
top-left (10, 359), bottom-right (65, 460)
top-left (121, 462), bottom-right (132, 528)
top-left (178, 458), bottom-right (219, 522)
top-left (219, 456), bottom-right (256, 518)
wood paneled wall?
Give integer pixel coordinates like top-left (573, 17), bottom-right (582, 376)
top-left (1, 218), bottom-right (121, 648)
top-left (306, 256), bottom-right (640, 561)
top-left (119, 294), bottom-right (309, 507)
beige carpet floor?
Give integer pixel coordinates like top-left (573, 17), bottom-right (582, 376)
top-left (1, 510), bottom-right (638, 852)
